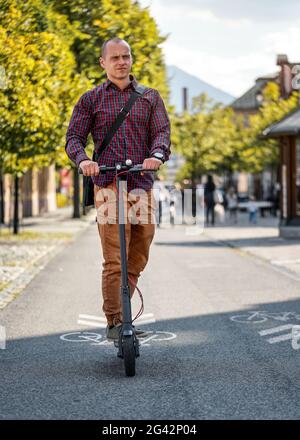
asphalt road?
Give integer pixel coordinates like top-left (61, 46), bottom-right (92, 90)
top-left (1, 223), bottom-right (300, 420)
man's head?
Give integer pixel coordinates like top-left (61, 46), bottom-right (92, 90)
top-left (99, 37), bottom-right (132, 82)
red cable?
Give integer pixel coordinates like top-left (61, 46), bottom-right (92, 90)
top-left (113, 169), bottom-right (145, 323)
top-left (128, 274), bottom-right (144, 323)
top-left (112, 170), bottom-right (128, 192)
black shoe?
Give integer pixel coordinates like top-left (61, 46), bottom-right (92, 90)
top-left (132, 326), bottom-right (149, 338)
top-left (106, 324), bottom-right (149, 340)
top-left (106, 323), bottom-right (122, 340)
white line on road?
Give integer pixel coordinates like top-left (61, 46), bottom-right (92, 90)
top-left (267, 333), bottom-right (294, 344)
top-left (78, 314), bottom-right (106, 322)
top-left (77, 318), bottom-right (156, 328)
top-left (134, 318), bottom-right (156, 325)
top-left (258, 324), bottom-right (295, 336)
top-left (134, 313), bottom-right (155, 319)
top-left (78, 313), bottom-right (155, 323)
top-left (77, 320), bottom-right (107, 328)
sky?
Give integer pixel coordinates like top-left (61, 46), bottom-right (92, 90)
top-left (139, 0), bottom-right (300, 97)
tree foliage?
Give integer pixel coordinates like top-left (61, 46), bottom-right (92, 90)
top-left (241, 83), bottom-right (299, 172)
top-left (0, 0), bottom-right (169, 175)
top-left (50, 0), bottom-right (169, 100)
top-left (172, 85), bottom-right (299, 184)
top-left (0, 0), bottom-right (90, 174)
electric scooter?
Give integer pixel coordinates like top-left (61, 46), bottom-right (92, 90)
top-left (79, 160), bottom-right (155, 377)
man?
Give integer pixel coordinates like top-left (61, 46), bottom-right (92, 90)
top-left (65, 37), bottom-right (171, 340)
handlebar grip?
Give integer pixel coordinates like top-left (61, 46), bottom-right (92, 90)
top-left (78, 163), bottom-right (158, 175)
top-left (130, 164), bottom-right (157, 172)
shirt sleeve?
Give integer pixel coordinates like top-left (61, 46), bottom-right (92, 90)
top-left (149, 91), bottom-right (171, 162)
top-left (65, 92), bottom-right (93, 167)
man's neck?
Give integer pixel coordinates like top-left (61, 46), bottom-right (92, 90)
top-left (109, 76), bottom-right (131, 91)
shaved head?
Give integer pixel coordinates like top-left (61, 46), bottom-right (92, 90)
top-left (99, 37), bottom-right (133, 86)
top-left (101, 37), bottom-right (131, 59)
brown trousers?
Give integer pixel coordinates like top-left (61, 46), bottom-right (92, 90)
top-left (94, 183), bottom-right (156, 326)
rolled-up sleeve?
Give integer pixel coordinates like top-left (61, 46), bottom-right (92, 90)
top-left (149, 91), bottom-right (171, 161)
top-left (65, 92), bottom-right (93, 167)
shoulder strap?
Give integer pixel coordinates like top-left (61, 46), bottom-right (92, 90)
top-left (94, 84), bottom-right (147, 161)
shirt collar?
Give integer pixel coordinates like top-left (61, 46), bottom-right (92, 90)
top-left (104, 74), bottom-right (137, 91)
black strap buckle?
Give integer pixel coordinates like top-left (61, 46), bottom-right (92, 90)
top-left (119, 107), bottom-right (129, 117)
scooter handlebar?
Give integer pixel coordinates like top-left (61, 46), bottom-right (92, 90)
top-left (78, 163), bottom-right (157, 175)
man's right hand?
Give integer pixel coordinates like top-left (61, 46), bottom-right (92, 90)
top-left (79, 160), bottom-right (100, 176)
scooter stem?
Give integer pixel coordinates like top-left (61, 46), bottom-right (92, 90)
top-left (117, 174), bottom-right (132, 326)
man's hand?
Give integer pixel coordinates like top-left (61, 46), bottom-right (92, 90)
top-left (141, 157), bottom-right (162, 176)
top-left (79, 160), bottom-right (99, 176)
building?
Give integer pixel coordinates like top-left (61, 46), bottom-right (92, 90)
top-left (263, 55), bottom-right (300, 237)
top-left (230, 72), bottom-right (280, 199)
top-left (263, 106), bottom-right (300, 237)
top-left (231, 72), bottom-right (279, 126)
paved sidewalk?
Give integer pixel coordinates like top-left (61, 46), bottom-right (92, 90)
top-left (202, 212), bottom-right (300, 279)
top-left (0, 206), bottom-right (96, 309)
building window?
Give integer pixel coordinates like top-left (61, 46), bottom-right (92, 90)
top-left (296, 137), bottom-right (300, 216)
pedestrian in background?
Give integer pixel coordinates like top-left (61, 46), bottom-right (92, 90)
top-left (248, 195), bottom-right (258, 224)
top-left (227, 187), bottom-right (238, 224)
top-left (204, 175), bottom-right (216, 226)
top-left (153, 176), bottom-right (167, 227)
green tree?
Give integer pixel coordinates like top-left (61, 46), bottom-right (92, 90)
top-left (50, 0), bottom-right (169, 99)
top-left (172, 85), bottom-right (299, 189)
top-left (0, 0), bottom-right (90, 230)
top-left (241, 82), bottom-right (299, 173)
top-left (173, 94), bottom-right (240, 184)
top-left (49, 0), bottom-right (170, 216)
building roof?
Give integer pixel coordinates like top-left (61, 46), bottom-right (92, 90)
top-left (231, 73), bottom-right (279, 111)
top-left (263, 107), bottom-right (300, 137)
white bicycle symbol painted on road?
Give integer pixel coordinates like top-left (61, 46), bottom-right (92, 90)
top-left (230, 310), bottom-right (300, 324)
top-left (60, 330), bottom-right (176, 346)
top-left (60, 332), bottom-right (103, 343)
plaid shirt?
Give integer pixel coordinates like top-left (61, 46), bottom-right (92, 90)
top-left (65, 76), bottom-right (171, 192)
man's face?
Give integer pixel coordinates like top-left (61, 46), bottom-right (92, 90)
top-left (100, 42), bottom-right (132, 82)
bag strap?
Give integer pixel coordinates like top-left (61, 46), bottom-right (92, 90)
top-left (93, 84), bottom-right (147, 161)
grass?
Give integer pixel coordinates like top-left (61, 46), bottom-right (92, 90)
top-left (0, 229), bottom-right (73, 241)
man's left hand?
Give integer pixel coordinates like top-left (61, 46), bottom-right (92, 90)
top-left (141, 158), bottom-right (162, 175)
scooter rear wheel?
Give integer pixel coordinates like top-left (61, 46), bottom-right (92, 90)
top-left (123, 336), bottom-right (136, 377)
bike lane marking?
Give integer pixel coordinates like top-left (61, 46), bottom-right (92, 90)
top-left (139, 331), bottom-right (177, 346)
top-left (230, 313), bottom-right (300, 349)
top-left (59, 330), bottom-right (177, 347)
top-left (60, 332), bottom-right (103, 343)
top-left (258, 324), bottom-right (294, 336)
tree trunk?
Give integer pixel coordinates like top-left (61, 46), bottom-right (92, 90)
top-left (73, 168), bottom-right (81, 218)
top-left (13, 175), bottom-right (19, 234)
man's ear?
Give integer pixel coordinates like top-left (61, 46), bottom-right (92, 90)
top-left (99, 57), bottom-right (105, 69)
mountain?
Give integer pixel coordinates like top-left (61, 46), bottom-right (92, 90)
top-left (167, 65), bottom-right (235, 112)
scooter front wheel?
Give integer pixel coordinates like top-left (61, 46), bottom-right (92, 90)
top-left (123, 336), bottom-right (136, 377)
